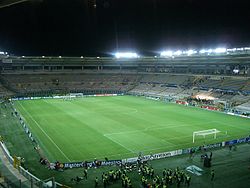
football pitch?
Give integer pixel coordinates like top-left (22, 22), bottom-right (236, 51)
top-left (14, 95), bottom-right (250, 162)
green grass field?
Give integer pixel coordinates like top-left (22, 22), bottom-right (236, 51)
top-left (14, 95), bottom-right (250, 162)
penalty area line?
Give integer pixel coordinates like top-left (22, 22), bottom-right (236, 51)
top-left (103, 134), bottom-right (137, 154)
top-left (18, 102), bottom-right (71, 162)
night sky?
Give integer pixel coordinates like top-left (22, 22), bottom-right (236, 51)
top-left (0, 0), bottom-right (250, 56)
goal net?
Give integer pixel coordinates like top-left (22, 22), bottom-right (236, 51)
top-left (193, 129), bottom-right (220, 143)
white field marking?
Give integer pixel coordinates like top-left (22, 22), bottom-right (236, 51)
top-left (103, 134), bottom-right (137, 154)
top-left (104, 120), bottom-right (216, 137)
top-left (122, 108), bottom-right (138, 115)
top-left (104, 123), bottom-right (191, 137)
top-left (73, 136), bottom-right (190, 161)
top-left (76, 130), bottom-right (229, 161)
top-left (102, 124), bottom-right (229, 153)
top-left (136, 138), bottom-right (196, 153)
top-left (18, 102), bottom-right (71, 162)
top-left (104, 134), bottom-right (192, 155)
top-left (86, 128), bottom-right (232, 161)
top-left (134, 135), bottom-right (193, 153)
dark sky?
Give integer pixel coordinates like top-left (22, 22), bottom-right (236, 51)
top-left (0, 0), bottom-right (250, 56)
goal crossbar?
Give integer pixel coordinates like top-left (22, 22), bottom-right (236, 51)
top-left (193, 129), bottom-right (220, 143)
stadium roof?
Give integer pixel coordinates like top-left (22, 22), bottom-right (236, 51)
top-left (0, 0), bottom-right (30, 9)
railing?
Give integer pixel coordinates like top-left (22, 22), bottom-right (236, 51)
top-left (0, 141), bottom-right (14, 165)
top-left (0, 141), bottom-right (54, 187)
top-left (0, 142), bottom-right (42, 187)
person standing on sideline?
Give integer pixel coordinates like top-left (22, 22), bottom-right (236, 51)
top-left (83, 168), bottom-right (88, 179)
top-left (186, 175), bottom-right (191, 187)
top-left (211, 169), bottom-right (215, 181)
top-left (95, 177), bottom-right (98, 187)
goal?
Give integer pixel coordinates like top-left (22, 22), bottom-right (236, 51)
top-left (193, 129), bottom-right (220, 143)
top-left (63, 93), bottom-right (83, 100)
top-left (62, 94), bottom-right (73, 101)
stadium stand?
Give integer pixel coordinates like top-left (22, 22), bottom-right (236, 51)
top-left (1, 72), bottom-right (249, 108)
top-left (234, 101), bottom-right (250, 113)
top-left (198, 78), bottom-right (222, 89)
top-left (0, 76), bottom-right (14, 97)
top-left (0, 73), bottom-right (139, 95)
top-left (241, 80), bottom-right (250, 93)
top-left (220, 78), bottom-right (247, 90)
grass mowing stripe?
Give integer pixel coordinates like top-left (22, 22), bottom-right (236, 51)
top-left (17, 101), bottom-right (72, 162)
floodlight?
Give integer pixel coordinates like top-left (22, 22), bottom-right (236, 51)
top-left (233, 69), bottom-right (239, 74)
top-left (226, 48), bottom-right (236, 52)
top-left (80, 56), bottom-right (83, 58)
top-left (213, 48), bottom-right (226, 53)
top-left (160, 50), bottom-right (173, 57)
top-left (236, 48), bottom-right (244, 51)
top-left (199, 49), bottom-right (206, 54)
top-left (42, 56), bottom-right (45, 58)
top-left (0, 52), bottom-right (4, 55)
top-left (115, 52), bottom-right (138, 58)
top-left (207, 49), bottom-right (213, 53)
top-left (199, 49), bottom-right (212, 54)
top-left (186, 49), bottom-right (197, 55)
top-left (244, 47), bottom-right (250, 50)
top-left (173, 50), bottom-right (182, 56)
top-left (59, 56), bottom-right (62, 58)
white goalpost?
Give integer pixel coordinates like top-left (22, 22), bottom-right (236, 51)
top-left (62, 93), bottom-right (84, 100)
top-left (193, 129), bottom-right (220, 143)
top-left (62, 95), bottom-right (73, 101)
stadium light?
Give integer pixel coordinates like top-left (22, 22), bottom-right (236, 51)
top-left (226, 48), bottom-right (236, 52)
top-left (173, 50), bottom-right (182, 56)
top-left (199, 49), bottom-right (206, 54)
top-left (207, 49), bottom-right (213, 53)
top-left (236, 48), bottom-right (244, 51)
top-left (213, 48), bottom-right (226, 53)
top-left (160, 50), bottom-right (173, 57)
top-left (115, 52), bottom-right (138, 58)
top-left (233, 69), bottom-right (239, 74)
top-left (0, 51), bottom-right (4, 55)
top-left (244, 47), bottom-right (250, 50)
top-left (199, 49), bottom-right (213, 54)
top-left (186, 49), bottom-right (197, 56)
